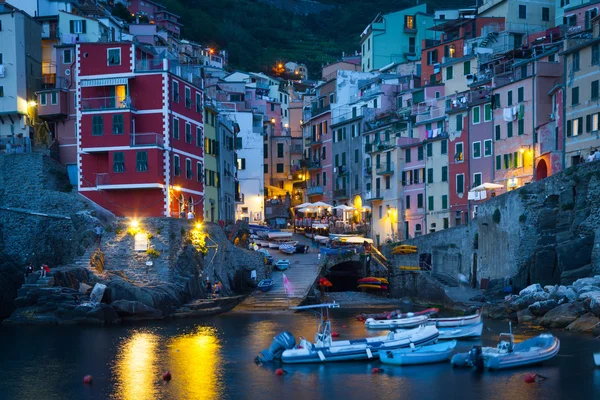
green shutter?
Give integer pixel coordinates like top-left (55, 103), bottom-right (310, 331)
top-left (496, 155), bottom-right (501, 170)
top-left (428, 196), bottom-right (434, 211)
top-left (442, 166), bottom-right (448, 181)
top-left (442, 195), bottom-right (448, 209)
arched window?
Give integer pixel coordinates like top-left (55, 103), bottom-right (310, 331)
top-left (415, 223), bottom-right (422, 232)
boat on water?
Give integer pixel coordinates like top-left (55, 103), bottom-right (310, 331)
top-left (451, 324), bottom-right (560, 370)
top-left (380, 340), bottom-right (457, 366)
top-left (268, 232), bottom-right (293, 240)
top-left (365, 315), bottom-right (428, 330)
top-left (256, 303), bottom-right (440, 364)
top-left (257, 279), bottom-right (274, 292)
top-left (438, 322), bottom-right (483, 340)
top-left (334, 236), bottom-right (374, 245)
top-left (430, 310), bottom-right (482, 327)
top-left (274, 260), bottom-right (291, 271)
top-left (356, 308), bottom-right (439, 322)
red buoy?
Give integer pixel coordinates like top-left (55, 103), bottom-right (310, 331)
top-left (275, 368), bottom-right (285, 376)
top-left (331, 332), bottom-right (340, 338)
top-left (162, 371), bottom-right (172, 381)
top-left (524, 373), bottom-right (536, 383)
top-left (371, 367), bottom-right (383, 374)
top-left (342, 325), bottom-right (348, 328)
top-left (83, 375), bottom-right (93, 385)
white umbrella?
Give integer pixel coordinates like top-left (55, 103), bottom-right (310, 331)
top-left (294, 202), bottom-right (313, 208)
top-left (333, 204), bottom-right (355, 211)
top-left (298, 207), bottom-right (314, 213)
top-left (312, 201), bottom-right (332, 208)
top-left (471, 182), bottom-right (503, 192)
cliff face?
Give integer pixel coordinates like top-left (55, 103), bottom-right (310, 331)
top-left (390, 161), bottom-right (600, 296)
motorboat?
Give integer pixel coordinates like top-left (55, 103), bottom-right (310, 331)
top-left (438, 322), bottom-right (483, 340)
top-left (268, 232), bottom-right (293, 240)
top-left (269, 239), bottom-right (298, 249)
top-left (257, 279), bottom-right (274, 292)
top-left (279, 244), bottom-right (296, 254)
top-left (274, 260), bottom-right (291, 271)
top-left (451, 324), bottom-right (560, 370)
top-left (380, 340), bottom-right (457, 366)
top-left (430, 310), bottom-right (482, 328)
top-left (365, 315), bottom-right (428, 330)
top-left (258, 240), bottom-right (271, 247)
top-left (313, 235), bottom-right (330, 244)
top-left (356, 308), bottom-right (439, 322)
top-left (257, 303), bottom-right (439, 364)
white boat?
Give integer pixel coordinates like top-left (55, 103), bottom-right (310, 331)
top-left (258, 240), bottom-right (270, 247)
top-left (279, 244), bottom-right (296, 254)
top-left (365, 315), bottom-right (429, 330)
top-left (430, 310), bottom-right (482, 327)
top-left (594, 353), bottom-right (600, 367)
top-left (380, 340), bottom-right (457, 366)
top-left (314, 235), bottom-right (330, 244)
top-left (256, 303), bottom-right (439, 364)
top-left (438, 322), bottom-right (483, 340)
top-left (451, 325), bottom-right (560, 370)
top-left (268, 239), bottom-right (297, 249)
top-left (267, 232), bottom-right (293, 239)
top-left (333, 236), bottom-right (374, 245)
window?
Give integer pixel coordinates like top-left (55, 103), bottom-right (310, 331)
top-left (69, 20), bottom-right (86, 34)
top-left (427, 49), bottom-right (438, 65)
top-left (455, 142), bottom-right (464, 162)
top-left (493, 93), bottom-right (501, 109)
top-left (518, 5), bottom-right (526, 19)
top-left (463, 60), bottom-right (471, 76)
top-left (92, 115), bottom-right (103, 136)
top-left (408, 37), bottom-right (416, 54)
top-left (593, 44), bottom-right (600, 66)
top-left (503, 154), bottom-right (510, 169)
top-left (572, 87), bottom-right (579, 106)
top-left (113, 152), bottom-right (124, 173)
top-left (428, 196), bottom-right (434, 211)
top-left (495, 125), bottom-right (501, 140)
top-left (456, 174), bottom-right (464, 194)
top-left (472, 106), bottom-right (480, 124)
top-left (406, 195), bottom-right (411, 210)
top-left (63, 49), bottom-right (72, 64)
top-left (264, 164), bottom-right (268, 174)
top-left (518, 87), bottom-right (524, 103)
top-left (473, 141), bottom-right (481, 158)
top-left (196, 127), bottom-right (203, 147)
top-left (50, 92), bottom-right (58, 105)
top-left (323, 171), bottom-right (327, 186)
top-left (442, 195), bottom-right (448, 210)
top-left (446, 66), bottom-right (453, 80)
top-left (542, 7), bottom-right (549, 21)
top-left (441, 140), bottom-right (447, 154)
top-left (182, 123), bottom-right (191, 143)
top-left (112, 114), bottom-right (124, 134)
top-left (593, 113), bottom-right (600, 132)
top-left (172, 117), bottom-right (179, 139)
top-left (427, 168), bottom-right (433, 183)
top-left (507, 122), bottom-right (513, 137)
top-left (277, 143), bottom-right (284, 158)
top-left (274, 163), bottom-right (283, 173)
top-left (473, 173), bottom-right (482, 188)
top-left (185, 87), bottom-right (191, 108)
top-left (107, 48), bottom-right (121, 66)
top-left (137, 152), bottom-right (148, 172)
top-left (418, 146), bottom-right (424, 160)
top-left (496, 155), bottom-right (501, 170)
top-left (507, 90), bottom-right (513, 106)
top-left (417, 193), bottom-right (424, 208)
top-left (484, 139), bottom-right (492, 157)
top-left (484, 104), bottom-right (492, 122)
top-left (40, 93), bottom-right (47, 106)
top-left (354, 149), bottom-right (359, 163)
top-left (185, 158), bottom-right (192, 179)
top-left (405, 148), bottom-right (411, 162)
top-left (197, 162), bottom-right (203, 182)
top-left (196, 92), bottom-right (202, 112)
top-left (172, 81), bottom-right (179, 103)
top-left (456, 114), bottom-right (463, 131)
top-left (441, 166), bottom-right (448, 182)
top-left (426, 143), bottom-right (433, 157)
top-left (573, 51), bottom-right (580, 72)
top-left (174, 155), bottom-right (181, 176)
top-left (405, 15), bottom-right (415, 30)
top-left (518, 119), bottom-right (524, 135)
top-left (385, 176), bottom-right (391, 189)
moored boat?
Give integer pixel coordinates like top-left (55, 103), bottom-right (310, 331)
top-left (279, 244), bottom-right (296, 254)
top-left (365, 315), bottom-right (428, 330)
top-left (274, 260), bottom-right (291, 271)
top-left (267, 232), bottom-right (293, 239)
top-left (438, 322), bottom-right (483, 340)
top-left (430, 310), bottom-right (482, 327)
top-left (258, 279), bottom-right (274, 292)
top-left (356, 308), bottom-right (439, 322)
top-left (380, 340), bottom-right (457, 366)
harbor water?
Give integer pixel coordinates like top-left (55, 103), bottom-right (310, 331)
top-left (0, 309), bottom-right (598, 400)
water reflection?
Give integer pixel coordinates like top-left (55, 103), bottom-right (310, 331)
top-left (166, 326), bottom-right (222, 400)
top-left (113, 331), bottom-right (160, 400)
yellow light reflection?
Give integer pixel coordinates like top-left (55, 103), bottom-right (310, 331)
top-left (113, 331), bottom-right (160, 400)
top-left (166, 327), bottom-right (222, 400)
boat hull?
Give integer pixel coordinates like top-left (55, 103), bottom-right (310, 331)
top-left (438, 322), bottom-right (483, 340)
top-left (431, 311), bottom-right (482, 327)
top-left (258, 279), bottom-right (274, 292)
top-left (380, 340), bottom-right (457, 366)
top-left (365, 315), bottom-right (428, 330)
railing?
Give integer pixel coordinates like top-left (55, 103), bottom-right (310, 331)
top-left (416, 106), bottom-right (445, 124)
top-left (135, 60), bottom-right (164, 72)
top-left (306, 160), bottom-right (322, 170)
top-left (371, 140), bottom-right (396, 152)
top-left (307, 186), bottom-right (324, 196)
top-left (0, 137), bottom-right (31, 154)
top-left (376, 162), bottom-right (395, 175)
top-left (333, 188), bottom-right (348, 198)
top-left (81, 96), bottom-right (135, 111)
top-left (336, 165), bottom-right (348, 176)
top-left (367, 189), bottom-right (382, 200)
top-left (291, 144), bottom-right (303, 154)
top-left (95, 173), bottom-right (110, 186)
top-left (235, 193), bottom-right (245, 203)
top-left (40, 75), bottom-right (69, 90)
top-left (131, 133), bottom-right (164, 148)
top-left (305, 135), bottom-right (323, 146)
top-left (364, 166), bottom-right (372, 176)
top-left (311, 104), bottom-right (331, 117)
top-left (365, 143), bottom-right (373, 153)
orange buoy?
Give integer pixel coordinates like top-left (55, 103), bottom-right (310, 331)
top-left (331, 332), bottom-right (340, 338)
top-left (275, 368), bottom-right (285, 376)
top-left (524, 373), bottom-right (536, 383)
top-left (162, 371), bottom-right (172, 381)
top-left (83, 375), bottom-right (93, 385)
top-left (371, 367), bottom-right (383, 374)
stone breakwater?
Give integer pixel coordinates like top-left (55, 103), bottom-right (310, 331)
top-left (485, 276), bottom-right (600, 336)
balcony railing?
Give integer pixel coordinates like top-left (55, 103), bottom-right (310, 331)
top-left (333, 188), bottom-right (348, 198)
top-left (235, 193), bottom-right (245, 203)
top-left (336, 165), bottom-right (348, 176)
top-left (131, 133), bottom-right (164, 148)
top-left (367, 189), bottom-right (382, 201)
top-left (306, 160), bottom-right (322, 170)
top-left (364, 166), bottom-right (372, 176)
top-left (307, 186), bottom-right (324, 196)
top-left (376, 162), bottom-right (395, 175)
top-left (365, 143), bottom-right (373, 153)
top-left (95, 173), bottom-right (110, 186)
top-left (305, 135), bottom-right (323, 146)
top-left (371, 140), bottom-right (396, 153)
top-left (135, 60), bottom-right (165, 72)
top-left (82, 96), bottom-right (135, 111)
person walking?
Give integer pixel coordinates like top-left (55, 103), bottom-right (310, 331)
top-left (93, 224), bottom-right (104, 245)
top-left (25, 263), bottom-right (33, 280)
top-left (205, 279), bottom-right (212, 298)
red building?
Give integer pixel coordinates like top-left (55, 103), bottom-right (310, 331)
top-left (126, 0), bottom-right (163, 22)
top-left (154, 9), bottom-right (182, 39)
top-left (76, 42), bottom-right (204, 218)
top-left (447, 113), bottom-right (470, 226)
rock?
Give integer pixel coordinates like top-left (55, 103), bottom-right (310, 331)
top-left (578, 290), bottom-right (600, 301)
top-left (589, 294), bottom-right (600, 318)
top-left (519, 284), bottom-right (544, 296)
top-left (556, 235), bottom-right (594, 272)
top-left (540, 302), bottom-right (586, 328)
top-left (572, 276), bottom-right (600, 292)
top-left (576, 285), bottom-right (600, 296)
top-left (78, 282), bottom-right (92, 295)
top-left (0, 257), bottom-right (25, 318)
top-left (561, 264), bottom-right (593, 285)
top-left (592, 323), bottom-right (600, 337)
top-left (506, 294), bottom-right (540, 313)
top-left (83, 303), bottom-right (120, 325)
top-left (517, 308), bottom-right (534, 324)
top-left (554, 285), bottom-right (577, 301)
top-left (111, 300), bottom-right (163, 319)
top-left (565, 313), bottom-right (600, 333)
top-left (485, 304), bottom-right (509, 320)
top-left (528, 300), bottom-right (558, 316)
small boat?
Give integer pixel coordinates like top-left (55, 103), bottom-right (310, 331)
top-left (365, 315), bottom-right (428, 330)
top-left (320, 247), bottom-right (356, 256)
top-left (430, 310), bottom-right (482, 327)
top-left (274, 260), bottom-right (291, 271)
top-left (314, 235), bottom-right (330, 244)
top-left (269, 239), bottom-right (297, 249)
top-left (258, 279), bottom-right (274, 292)
top-left (279, 244), bottom-right (296, 254)
top-left (357, 284), bottom-right (388, 290)
top-left (334, 236), bottom-right (374, 245)
top-left (380, 340), bottom-right (457, 366)
top-left (358, 277), bottom-right (389, 285)
top-left (451, 324), bottom-right (560, 370)
top-left (438, 322), bottom-right (483, 340)
top-left (356, 308), bottom-right (439, 321)
top-left (258, 240), bottom-right (270, 247)
top-left (257, 303), bottom-right (440, 364)
top-left (268, 232), bottom-right (293, 239)
top-left (594, 353), bottom-right (600, 367)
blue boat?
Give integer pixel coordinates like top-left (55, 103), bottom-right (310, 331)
top-left (380, 340), bottom-right (457, 366)
top-left (258, 279), bottom-right (274, 292)
top-left (275, 260), bottom-right (290, 271)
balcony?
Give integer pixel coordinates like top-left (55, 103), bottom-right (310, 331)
top-left (336, 165), bottom-right (348, 176)
top-left (404, 25), bottom-right (417, 34)
top-left (370, 140), bottom-right (396, 153)
top-left (366, 189), bottom-right (383, 201)
top-left (376, 162), bottom-right (395, 175)
top-left (135, 60), bottom-right (165, 72)
top-left (291, 143), bottom-right (304, 154)
top-left (131, 133), bottom-right (164, 148)
top-left (364, 166), bottom-right (372, 176)
top-left (305, 135), bottom-right (323, 146)
top-left (307, 186), bottom-right (324, 196)
top-left (38, 90), bottom-right (69, 120)
top-left (333, 188), bottom-right (349, 198)
top-left (306, 160), bottom-right (322, 170)
top-left (365, 143), bottom-right (373, 153)
top-left (82, 96), bottom-right (135, 112)
top-left (235, 193), bottom-right (245, 203)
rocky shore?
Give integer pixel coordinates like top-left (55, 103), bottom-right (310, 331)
top-left (485, 276), bottom-right (600, 336)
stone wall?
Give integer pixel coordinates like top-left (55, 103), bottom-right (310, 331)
top-left (388, 160), bottom-right (600, 295)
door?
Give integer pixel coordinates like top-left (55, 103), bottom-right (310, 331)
top-left (472, 253), bottom-right (478, 289)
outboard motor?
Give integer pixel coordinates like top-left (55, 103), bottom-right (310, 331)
top-left (256, 332), bottom-right (296, 363)
top-left (469, 345), bottom-right (484, 372)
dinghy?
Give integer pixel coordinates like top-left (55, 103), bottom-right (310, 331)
top-left (430, 310), bottom-right (482, 327)
top-left (257, 303), bottom-right (439, 364)
top-left (380, 340), bottom-right (457, 366)
top-left (365, 315), bottom-right (429, 330)
top-left (279, 244), bottom-right (296, 254)
top-left (356, 308), bottom-right (439, 322)
top-left (438, 322), bottom-right (483, 340)
top-left (451, 324), bottom-right (560, 370)
top-left (274, 260), bottom-right (291, 271)
top-left (268, 232), bottom-right (293, 239)
top-left (258, 279), bottom-right (274, 292)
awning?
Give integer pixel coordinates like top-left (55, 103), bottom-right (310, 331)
top-left (81, 77), bottom-right (129, 87)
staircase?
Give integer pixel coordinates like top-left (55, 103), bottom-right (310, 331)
top-left (428, 272), bottom-right (484, 306)
top-left (431, 272), bottom-right (459, 288)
